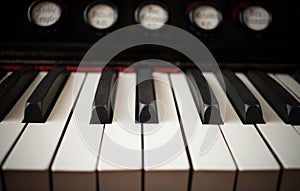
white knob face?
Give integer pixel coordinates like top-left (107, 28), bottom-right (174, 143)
top-left (242, 6), bottom-right (271, 31)
top-left (86, 4), bottom-right (118, 30)
top-left (138, 4), bottom-right (168, 30)
top-left (30, 1), bottom-right (61, 27)
top-left (193, 5), bottom-right (221, 30)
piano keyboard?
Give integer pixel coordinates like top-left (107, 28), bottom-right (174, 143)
top-left (0, 67), bottom-right (300, 191)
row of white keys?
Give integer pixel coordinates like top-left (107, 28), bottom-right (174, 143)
top-left (143, 73), bottom-right (189, 191)
top-left (97, 73), bottom-right (142, 191)
top-left (271, 73), bottom-right (300, 134)
top-left (204, 72), bottom-right (280, 191)
top-left (51, 73), bottom-right (102, 191)
top-left (0, 72), bottom-right (45, 191)
top-left (170, 73), bottom-right (236, 191)
top-left (237, 73), bottom-right (300, 191)
top-left (2, 72), bottom-right (85, 191)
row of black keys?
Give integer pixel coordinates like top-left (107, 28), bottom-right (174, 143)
top-left (0, 67), bottom-right (300, 125)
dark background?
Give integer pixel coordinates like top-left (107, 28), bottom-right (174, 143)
top-left (0, 0), bottom-right (298, 70)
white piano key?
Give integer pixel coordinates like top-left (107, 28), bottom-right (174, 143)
top-left (271, 74), bottom-right (300, 101)
top-left (0, 72), bottom-right (45, 162)
top-left (51, 73), bottom-right (102, 191)
top-left (170, 73), bottom-right (236, 191)
top-left (2, 72), bottom-right (85, 191)
top-left (272, 73), bottom-right (300, 134)
top-left (237, 73), bottom-right (300, 191)
top-left (205, 72), bottom-right (279, 191)
top-left (0, 72), bottom-right (11, 84)
top-left (294, 126), bottom-right (300, 135)
top-left (143, 73), bottom-right (189, 191)
top-left (0, 72), bottom-right (45, 191)
top-left (97, 73), bottom-right (142, 191)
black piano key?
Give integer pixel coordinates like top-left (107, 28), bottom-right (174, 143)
top-left (185, 69), bottom-right (223, 124)
top-left (217, 70), bottom-right (264, 124)
top-left (90, 69), bottom-right (117, 124)
top-left (247, 70), bottom-right (300, 125)
top-left (136, 68), bottom-right (158, 123)
top-left (24, 67), bottom-right (70, 123)
top-left (0, 67), bottom-right (38, 121)
top-left (0, 68), bottom-right (6, 80)
top-left (294, 70), bottom-right (300, 84)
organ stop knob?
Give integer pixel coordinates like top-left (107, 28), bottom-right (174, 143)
top-left (28, 1), bottom-right (62, 28)
top-left (188, 3), bottom-right (223, 34)
top-left (84, 2), bottom-right (118, 31)
top-left (233, 3), bottom-right (272, 33)
top-left (135, 2), bottom-right (169, 30)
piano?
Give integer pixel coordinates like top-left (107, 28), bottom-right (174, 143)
top-left (0, 0), bottom-right (299, 191)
